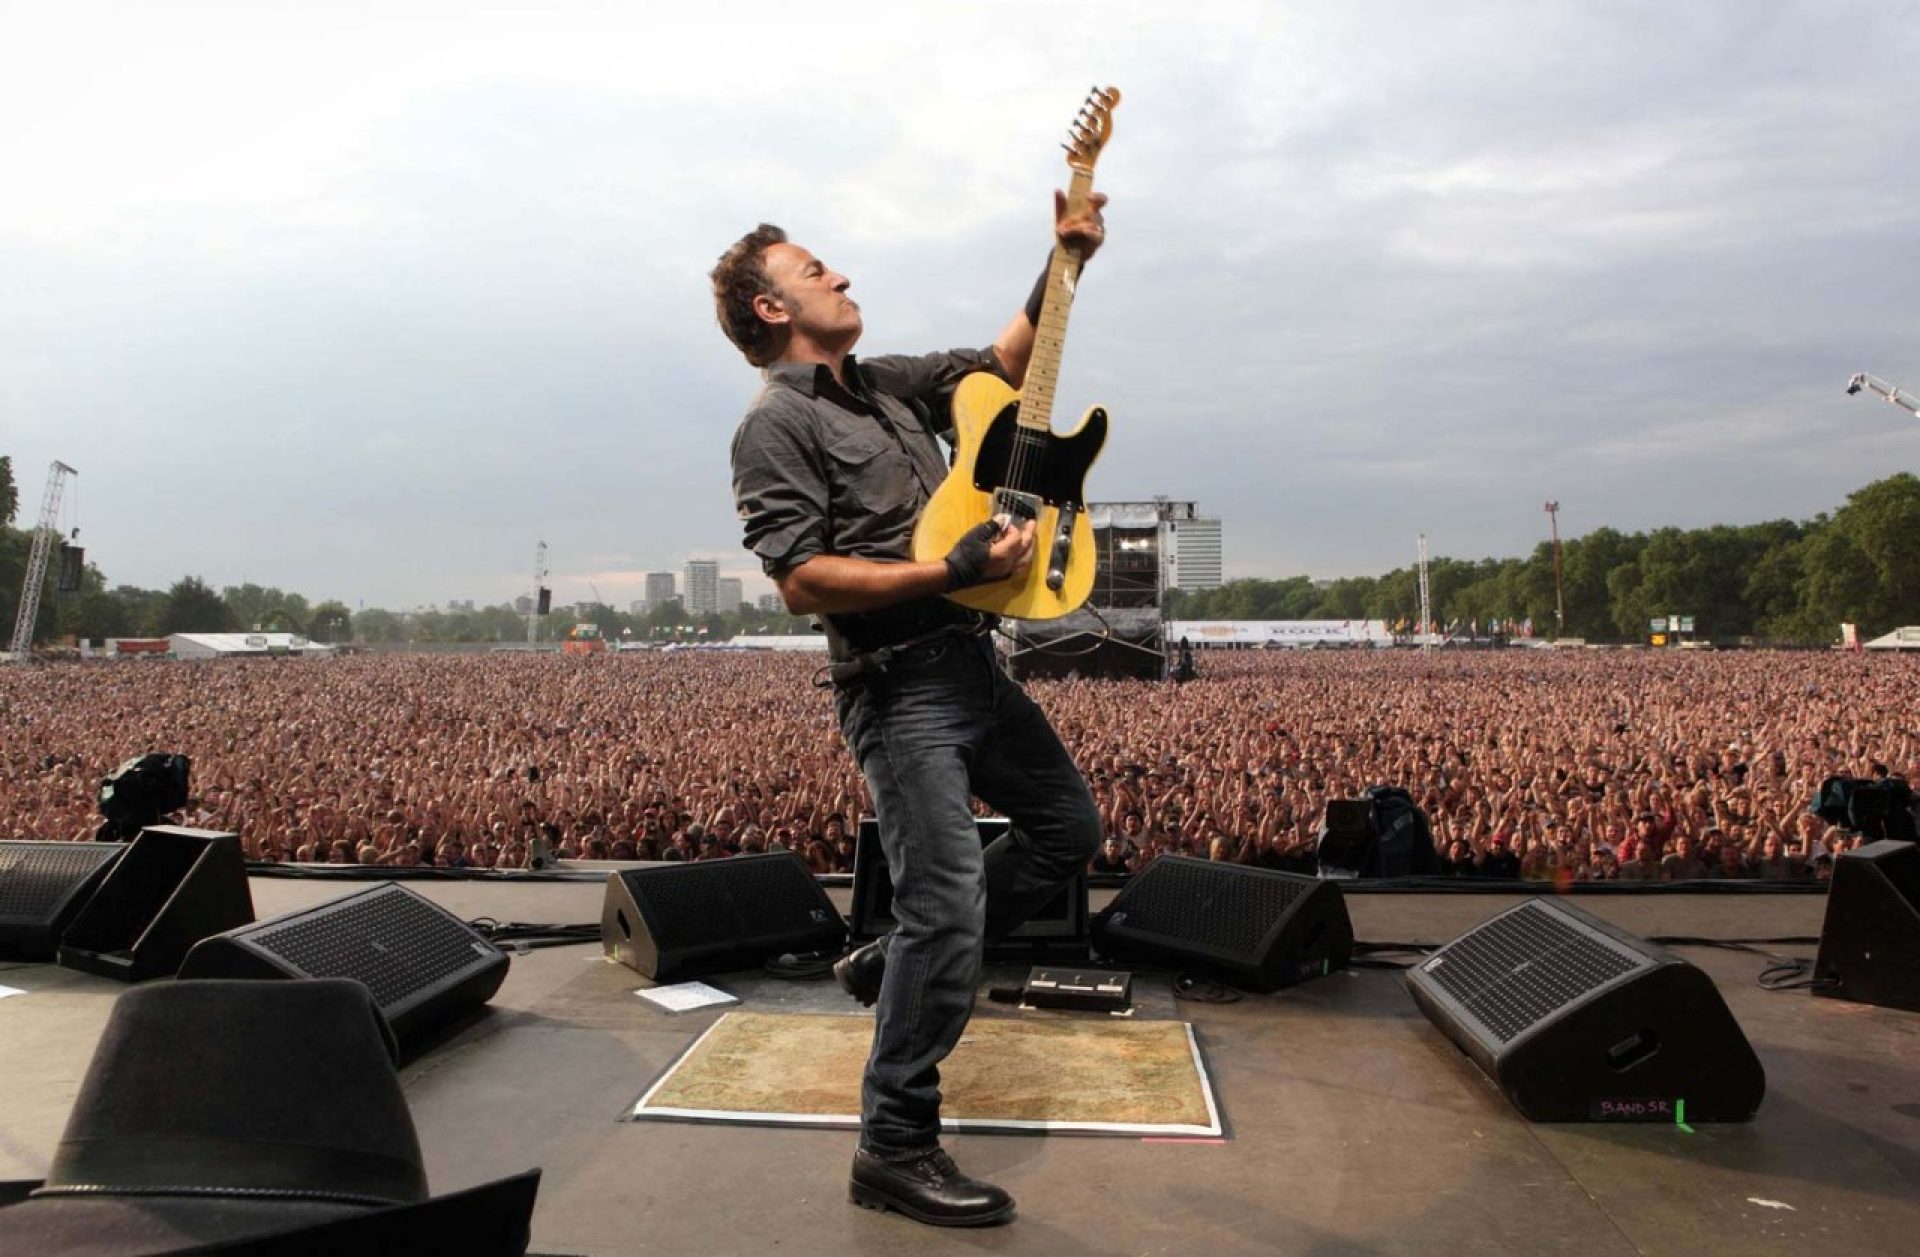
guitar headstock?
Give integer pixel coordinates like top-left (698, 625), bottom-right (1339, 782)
top-left (1063, 85), bottom-right (1121, 174)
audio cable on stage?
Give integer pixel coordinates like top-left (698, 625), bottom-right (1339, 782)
top-left (466, 917), bottom-right (601, 951)
top-left (1349, 940), bottom-right (1440, 970)
top-left (764, 950), bottom-right (841, 980)
top-left (1171, 974), bottom-right (1243, 1003)
top-left (1642, 935), bottom-right (1832, 992)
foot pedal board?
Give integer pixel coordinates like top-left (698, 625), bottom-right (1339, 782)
top-left (1021, 965), bottom-right (1133, 1013)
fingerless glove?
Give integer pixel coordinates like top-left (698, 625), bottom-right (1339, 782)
top-left (944, 520), bottom-right (1004, 591)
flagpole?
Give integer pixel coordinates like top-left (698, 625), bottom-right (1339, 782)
top-left (1544, 501), bottom-right (1565, 640)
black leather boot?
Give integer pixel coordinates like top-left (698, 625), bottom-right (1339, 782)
top-left (849, 1148), bottom-right (1015, 1226)
top-left (833, 938), bottom-right (886, 1007)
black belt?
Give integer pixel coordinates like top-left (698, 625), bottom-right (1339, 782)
top-left (827, 601), bottom-right (997, 656)
top-left (817, 618), bottom-right (995, 690)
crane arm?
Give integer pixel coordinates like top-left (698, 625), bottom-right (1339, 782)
top-left (1846, 372), bottom-right (1920, 417)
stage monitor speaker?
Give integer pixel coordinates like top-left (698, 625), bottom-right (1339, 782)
top-left (849, 816), bottom-right (1089, 961)
top-left (1405, 897), bottom-right (1765, 1122)
top-left (0, 841), bottom-right (127, 961)
top-left (178, 882), bottom-right (511, 1052)
top-left (1813, 839), bottom-right (1920, 1014)
top-left (1090, 856), bottom-right (1353, 991)
top-left (601, 852), bottom-right (847, 982)
top-left (57, 826), bottom-right (255, 983)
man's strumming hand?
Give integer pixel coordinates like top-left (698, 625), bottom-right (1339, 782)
top-left (945, 515), bottom-right (1037, 590)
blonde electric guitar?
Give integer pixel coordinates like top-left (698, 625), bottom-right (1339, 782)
top-left (911, 86), bottom-right (1120, 621)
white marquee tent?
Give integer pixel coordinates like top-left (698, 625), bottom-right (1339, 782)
top-left (168, 633), bottom-right (334, 659)
top-left (1863, 626), bottom-right (1920, 651)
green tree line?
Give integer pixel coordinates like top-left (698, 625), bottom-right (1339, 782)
top-left (7, 451), bottom-right (1917, 647)
top-left (1165, 473), bottom-right (1920, 643)
top-left (4, 454), bottom-right (813, 646)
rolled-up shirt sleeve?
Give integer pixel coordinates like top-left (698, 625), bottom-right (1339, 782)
top-left (731, 402), bottom-right (828, 578)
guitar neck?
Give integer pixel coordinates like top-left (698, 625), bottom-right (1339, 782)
top-left (1017, 166), bottom-right (1098, 432)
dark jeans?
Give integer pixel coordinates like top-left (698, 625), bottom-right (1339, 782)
top-left (834, 631), bottom-right (1101, 1158)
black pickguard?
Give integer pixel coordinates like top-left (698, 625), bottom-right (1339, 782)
top-left (971, 404), bottom-right (1108, 510)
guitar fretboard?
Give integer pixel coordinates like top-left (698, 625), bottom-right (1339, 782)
top-left (1017, 165), bottom-right (1098, 432)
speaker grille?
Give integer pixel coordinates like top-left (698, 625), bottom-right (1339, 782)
top-left (1112, 858), bottom-right (1311, 955)
top-left (248, 885), bottom-right (495, 1008)
top-left (634, 865), bottom-right (745, 943)
top-left (0, 843), bottom-right (120, 922)
top-left (639, 859), bottom-right (826, 941)
top-left (1421, 900), bottom-right (1647, 1043)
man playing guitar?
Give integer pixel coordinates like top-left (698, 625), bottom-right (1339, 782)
top-left (716, 185), bottom-right (1108, 1227)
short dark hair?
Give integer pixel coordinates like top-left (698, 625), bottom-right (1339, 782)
top-left (711, 224), bottom-right (788, 366)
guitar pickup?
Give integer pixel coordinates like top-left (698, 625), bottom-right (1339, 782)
top-left (1045, 505), bottom-right (1077, 591)
top-left (991, 488), bottom-right (1043, 525)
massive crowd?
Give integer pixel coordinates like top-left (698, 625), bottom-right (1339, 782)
top-left (4, 648), bottom-right (1915, 883)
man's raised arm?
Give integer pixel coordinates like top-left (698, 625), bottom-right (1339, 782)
top-left (991, 190), bottom-right (1109, 385)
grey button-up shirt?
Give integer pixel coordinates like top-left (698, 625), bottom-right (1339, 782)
top-left (730, 347), bottom-right (1009, 578)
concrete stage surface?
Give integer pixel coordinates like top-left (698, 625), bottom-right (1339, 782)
top-left (1, 876), bottom-right (1915, 1256)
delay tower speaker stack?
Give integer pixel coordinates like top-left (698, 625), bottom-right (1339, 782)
top-left (1813, 839), bottom-right (1920, 1013)
top-left (0, 841), bottom-right (127, 961)
top-left (179, 882), bottom-right (511, 1052)
top-left (1405, 897), bottom-right (1764, 1122)
top-left (601, 852), bottom-right (847, 981)
top-left (1090, 856), bottom-right (1353, 991)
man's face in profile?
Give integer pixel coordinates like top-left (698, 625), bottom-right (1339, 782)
top-left (759, 243), bottom-right (862, 350)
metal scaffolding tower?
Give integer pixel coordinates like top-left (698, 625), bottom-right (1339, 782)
top-left (527, 541), bottom-right (549, 646)
top-left (8, 461), bottom-right (78, 661)
top-left (1416, 533), bottom-right (1433, 652)
top-left (1544, 500), bottom-right (1565, 639)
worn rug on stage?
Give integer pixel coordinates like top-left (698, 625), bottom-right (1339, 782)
top-left (626, 1010), bottom-right (1221, 1137)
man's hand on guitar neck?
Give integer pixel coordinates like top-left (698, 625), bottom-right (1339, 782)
top-left (1054, 189), bottom-right (1109, 263)
top-left (992, 190), bottom-right (1111, 386)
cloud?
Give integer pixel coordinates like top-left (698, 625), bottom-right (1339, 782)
top-left (3, 1), bottom-right (1918, 605)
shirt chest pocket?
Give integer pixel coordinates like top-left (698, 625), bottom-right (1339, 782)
top-left (825, 429), bottom-right (917, 521)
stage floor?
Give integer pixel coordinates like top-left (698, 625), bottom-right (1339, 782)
top-left (2, 877), bottom-right (1915, 1256)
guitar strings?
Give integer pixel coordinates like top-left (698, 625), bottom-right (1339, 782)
top-left (1005, 290), bottom-right (1055, 499)
top-left (1003, 274), bottom-right (1062, 519)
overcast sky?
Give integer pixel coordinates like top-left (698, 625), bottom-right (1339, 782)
top-left (4, 1), bottom-right (1917, 610)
